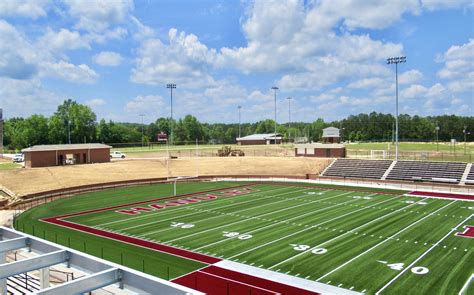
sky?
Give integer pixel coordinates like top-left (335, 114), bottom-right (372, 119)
top-left (0, 0), bottom-right (472, 124)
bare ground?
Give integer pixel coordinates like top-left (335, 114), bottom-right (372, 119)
top-left (0, 157), bottom-right (331, 196)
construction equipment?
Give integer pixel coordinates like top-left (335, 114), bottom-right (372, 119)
top-left (217, 146), bottom-right (245, 157)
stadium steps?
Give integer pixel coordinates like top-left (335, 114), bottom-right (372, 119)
top-left (381, 160), bottom-right (397, 180)
top-left (319, 158), bottom-right (337, 176)
top-left (462, 163), bottom-right (473, 185)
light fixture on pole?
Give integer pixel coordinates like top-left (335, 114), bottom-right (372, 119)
top-left (139, 114), bottom-right (145, 146)
top-left (166, 83), bottom-right (176, 145)
top-left (286, 97), bottom-right (292, 142)
top-left (387, 56), bottom-right (406, 161)
top-left (271, 86), bottom-right (279, 144)
top-left (463, 126), bottom-right (470, 155)
top-left (435, 125), bottom-right (440, 151)
top-left (237, 106), bottom-right (242, 138)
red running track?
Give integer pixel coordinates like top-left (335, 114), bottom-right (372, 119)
top-left (172, 265), bottom-right (320, 295)
top-left (409, 191), bottom-right (474, 201)
top-left (42, 217), bottom-right (221, 264)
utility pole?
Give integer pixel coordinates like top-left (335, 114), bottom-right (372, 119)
top-left (237, 106), bottom-right (242, 138)
top-left (435, 125), bottom-right (440, 152)
top-left (166, 84), bottom-right (176, 145)
top-left (387, 56), bottom-right (406, 161)
top-left (464, 126), bottom-right (470, 154)
top-left (139, 114), bottom-right (145, 146)
top-left (271, 86), bottom-right (279, 144)
top-left (286, 97), bottom-right (292, 142)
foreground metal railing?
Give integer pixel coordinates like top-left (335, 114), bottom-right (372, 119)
top-left (0, 227), bottom-right (203, 295)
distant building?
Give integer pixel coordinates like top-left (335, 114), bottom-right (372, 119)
top-left (295, 143), bottom-right (346, 158)
top-left (322, 127), bottom-right (341, 143)
top-left (236, 133), bottom-right (282, 145)
top-left (22, 143), bottom-right (111, 168)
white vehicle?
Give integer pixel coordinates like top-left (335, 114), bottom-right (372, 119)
top-left (12, 153), bottom-right (24, 163)
top-left (110, 151), bottom-right (126, 159)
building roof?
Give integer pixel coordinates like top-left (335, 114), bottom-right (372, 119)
top-left (322, 127), bottom-right (340, 138)
top-left (22, 143), bottom-right (112, 152)
top-left (295, 143), bottom-right (345, 149)
top-left (236, 133), bottom-right (282, 141)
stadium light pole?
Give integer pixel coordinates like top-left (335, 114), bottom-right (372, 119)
top-left (139, 114), bottom-right (145, 146)
top-left (166, 83), bottom-right (176, 145)
top-left (286, 97), bottom-right (292, 142)
top-left (271, 86), bottom-right (279, 144)
top-left (238, 105), bottom-right (242, 138)
top-left (435, 125), bottom-right (440, 151)
top-left (387, 56), bottom-right (406, 161)
top-left (464, 126), bottom-right (470, 154)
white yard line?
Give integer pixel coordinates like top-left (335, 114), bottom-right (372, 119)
top-left (193, 192), bottom-right (369, 251)
top-left (375, 214), bottom-right (474, 295)
top-left (229, 194), bottom-right (406, 261)
top-left (96, 185), bottom-right (290, 227)
top-left (316, 200), bottom-right (457, 282)
top-left (458, 273), bottom-right (474, 295)
top-left (117, 187), bottom-right (296, 231)
top-left (140, 188), bottom-right (316, 238)
top-left (161, 190), bottom-right (356, 243)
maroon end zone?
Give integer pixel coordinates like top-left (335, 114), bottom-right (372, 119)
top-left (408, 191), bottom-right (474, 201)
top-left (172, 266), bottom-right (320, 295)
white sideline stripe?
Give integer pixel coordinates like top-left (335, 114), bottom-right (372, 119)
top-left (316, 200), bottom-right (457, 282)
top-left (404, 194), bottom-right (474, 203)
top-left (266, 194), bottom-right (402, 269)
top-left (215, 260), bottom-right (362, 295)
top-left (458, 273), bottom-right (474, 295)
top-left (161, 189), bottom-right (349, 243)
top-left (376, 213), bottom-right (474, 295)
top-left (193, 191), bottom-right (363, 250)
top-left (118, 186), bottom-right (294, 231)
top-left (197, 270), bottom-right (280, 294)
top-left (96, 185), bottom-right (288, 226)
top-left (229, 193), bottom-right (399, 260)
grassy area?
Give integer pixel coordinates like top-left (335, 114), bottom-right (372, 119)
top-left (0, 162), bottom-right (22, 170)
top-left (346, 142), bottom-right (474, 153)
top-left (16, 182), bottom-right (472, 294)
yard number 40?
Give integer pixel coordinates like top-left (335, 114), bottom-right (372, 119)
top-left (170, 222), bottom-right (195, 229)
top-left (378, 261), bottom-right (429, 275)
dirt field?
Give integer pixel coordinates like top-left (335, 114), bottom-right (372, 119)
top-left (0, 157), bottom-right (331, 197)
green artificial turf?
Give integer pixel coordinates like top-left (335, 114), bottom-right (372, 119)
top-left (16, 181), bottom-right (473, 294)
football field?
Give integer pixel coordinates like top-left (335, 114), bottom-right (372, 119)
top-left (19, 181), bottom-right (473, 294)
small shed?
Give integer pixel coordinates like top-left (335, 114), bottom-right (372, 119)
top-left (22, 143), bottom-right (111, 168)
top-left (322, 127), bottom-right (341, 143)
top-left (295, 143), bottom-right (346, 158)
top-left (236, 133), bottom-right (282, 145)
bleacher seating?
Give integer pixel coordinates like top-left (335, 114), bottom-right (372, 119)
top-left (386, 161), bottom-right (467, 184)
top-left (465, 165), bottom-right (474, 185)
top-left (322, 159), bottom-right (393, 179)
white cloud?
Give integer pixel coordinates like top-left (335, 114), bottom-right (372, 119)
top-left (401, 83), bottom-right (446, 99)
top-left (125, 95), bottom-right (165, 115)
top-left (0, 20), bottom-right (39, 80)
top-left (131, 28), bottom-right (218, 88)
top-left (86, 98), bottom-right (106, 107)
top-left (436, 39), bottom-right (473, 93)
top-left (41, 61), bottom-right (98, 84)
top-left (348, 77), bottom-right (387, 89)
top-left (0, 0), bottom-right (50, 19)
top-left (65, 0), bottom-right (134, 32)
top-left (93, 51), bottom-right (123, 66)
top-left (38, 28), bottom-right (90, 52)
top-left (0, 77), bottom-right (61, 117)
top-left (422, 0), bottom-right (474, 10)
top-left (399, 69), bottom-right (423, 84)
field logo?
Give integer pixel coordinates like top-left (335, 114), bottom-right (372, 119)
top-left (116, 187), bottom-right (257, 215)
top-left (455, 225), bottom-right (474, 238)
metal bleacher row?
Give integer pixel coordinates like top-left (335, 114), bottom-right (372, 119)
top-left (321, 158), bottom-right (470, 184)
top-left (386, 161), bottom-right (466, 183)
top-left (322, 159), bottom-right (393, 179)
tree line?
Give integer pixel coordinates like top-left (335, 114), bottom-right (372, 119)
top-left (3, 100), bottom-right (473, 150)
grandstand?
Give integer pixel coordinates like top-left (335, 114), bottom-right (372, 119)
top-left (321, 158), bottom-right (471, 185)
top-left (386, 161), bottom-right (467, 184)
top-left (321, 159), bottom-right (393, 179)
